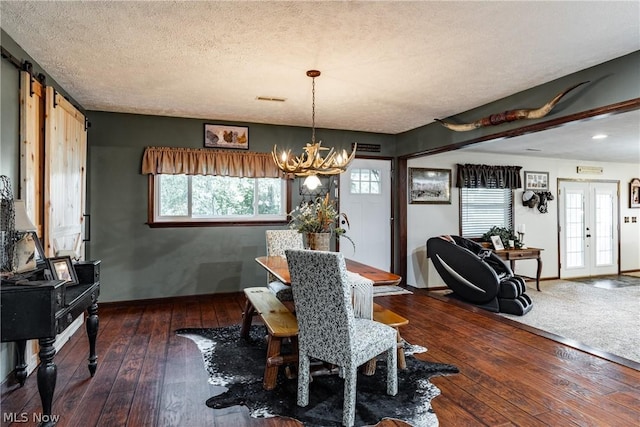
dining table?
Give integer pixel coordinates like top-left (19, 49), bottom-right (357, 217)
top-left (255, 255), bottom-right (402, 287)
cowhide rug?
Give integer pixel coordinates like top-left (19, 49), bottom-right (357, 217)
top-left (177, 324), bottom-right (458, 427)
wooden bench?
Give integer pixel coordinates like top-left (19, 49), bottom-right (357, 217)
top-left (240, 287), bottom-right (298, 390)
top-left (366, 303), bottom-right (409, 374)
top-left (240, 287), bottom-right (409, 388)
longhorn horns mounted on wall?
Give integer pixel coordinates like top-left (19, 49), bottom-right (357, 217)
top-left (435, 81), bottom-right (589, 132)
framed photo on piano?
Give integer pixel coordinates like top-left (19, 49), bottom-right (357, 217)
top-left (46, 256), bottom-right (78, 285)
top-left (29, 232), bottom-right (46, 268)
top-left (13, 231), bottom-right (46, 273)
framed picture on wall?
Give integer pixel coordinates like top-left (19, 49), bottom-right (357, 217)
top-left (409, 168), bottom-right (451, 204)
top-left (204, 124), bottom-right (249, 149)
top-left (630, 178), bottom-right (640, 208)
top-left (524, 171), bottom-right (549, 191)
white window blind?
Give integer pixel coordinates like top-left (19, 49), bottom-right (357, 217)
top-left (460, 188), bottom-right (513, 238)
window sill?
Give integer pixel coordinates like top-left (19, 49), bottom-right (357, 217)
top-left (146, 220), bottom-right (289, 228)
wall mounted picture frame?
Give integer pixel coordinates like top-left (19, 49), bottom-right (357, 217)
top-left (630, 178), bottom-right (640, 208)
top-left (524, 171), bottom-right (549, 191)
top-left (409, 168), bottom-right (451, 204)
top-left (490, 235), bottom-right (505, 251)
top-left (204, 124), bottom-right (249, 150)
top-left (46, 256), bottom-right (78, 285)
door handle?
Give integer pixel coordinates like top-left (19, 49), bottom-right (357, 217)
top-left (83, 214), bottom-right (91, 242)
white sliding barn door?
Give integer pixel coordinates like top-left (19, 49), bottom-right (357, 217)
top-left (19, 71), bottom-right (45, 235)
top-left (44, 87), bottom-right (87, 259)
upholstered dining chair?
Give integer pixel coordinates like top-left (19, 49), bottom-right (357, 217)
top-left (285, 249), bottom-right (398, 427)
top-left (265, 230), bottom-right (304, 301)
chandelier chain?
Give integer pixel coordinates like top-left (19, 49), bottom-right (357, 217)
top-left (271, 69), bottom-right (356, 177)
top-left (311, 76), bottom-right (316, 143)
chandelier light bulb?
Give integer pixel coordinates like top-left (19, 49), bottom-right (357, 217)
top-left (303, 174), bottom-right (322, 190)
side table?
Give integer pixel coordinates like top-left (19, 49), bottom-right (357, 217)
top-left (494, 247), bottom-right (543, 291)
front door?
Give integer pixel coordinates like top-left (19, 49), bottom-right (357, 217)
top-left (338, 158), bottom-right (392, 271)
top-left (559, 180), bottom-right (619, 278)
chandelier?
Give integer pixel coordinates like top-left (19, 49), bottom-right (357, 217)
top-left (272, 70), bottom-right (356, 189)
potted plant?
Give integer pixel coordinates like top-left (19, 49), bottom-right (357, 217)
top-left (288, 194), bottom-right (355, 251)
top-left (481, 226), bottom-right (521, 249)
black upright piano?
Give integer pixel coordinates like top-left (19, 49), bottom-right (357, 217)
top-left (1, 260), bottom-right (100, 427)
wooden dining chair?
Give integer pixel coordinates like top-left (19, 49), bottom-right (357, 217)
top-left (265, 230), bottom-right (303, 301)
top-left (285, 249), bottom-right (398, 427)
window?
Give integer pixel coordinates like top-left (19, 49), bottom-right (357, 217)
top-left (460, 188), bottom-right (513, 238)
top-left (153, 174), bottom-right (287, 223)
top-left (349, 168), bottom-right (381, 194)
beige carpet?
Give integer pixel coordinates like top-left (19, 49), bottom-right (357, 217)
top-left (501, 278), bottom-right (639, 363)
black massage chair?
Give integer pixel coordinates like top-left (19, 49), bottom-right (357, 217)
top-left (427, 235), bottom-right (533, 315)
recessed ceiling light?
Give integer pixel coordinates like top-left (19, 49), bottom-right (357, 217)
top-left (592, 134), bottom-right (608, 140)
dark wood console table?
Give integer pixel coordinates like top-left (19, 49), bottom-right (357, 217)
top-left (494, 248), bottom-right (543, 291)
top-left (1, 261), bottom-right (100, 427)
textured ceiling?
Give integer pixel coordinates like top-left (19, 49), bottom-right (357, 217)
top-left (0, 1), bottom-right (639, 163)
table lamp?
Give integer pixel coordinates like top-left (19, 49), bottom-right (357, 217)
top-left (12, 200), bottom-right (38, 273)
top-left (13, 200), bottom-right (36, 233)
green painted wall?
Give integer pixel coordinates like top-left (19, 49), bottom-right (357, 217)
top-left (1, 57), bottom-right (19, 183)
top-left (396, 51), bottom-right (640, 157)
top-left (86, 111), bottom-right (395, 301)
top-left (1, 31), bottom-right (22, 186)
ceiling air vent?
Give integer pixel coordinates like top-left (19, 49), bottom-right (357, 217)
top-left (256, 96), bottom-right (286, 102)
top-left (353, 143), bottom-right (381, 153)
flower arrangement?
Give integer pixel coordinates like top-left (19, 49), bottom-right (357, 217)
top-left (288, 194), bottom-right (355, 250)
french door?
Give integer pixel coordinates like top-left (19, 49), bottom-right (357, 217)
top-left (559, 180), bottom-right (619, 278)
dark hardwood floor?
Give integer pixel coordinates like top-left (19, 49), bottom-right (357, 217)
top-left (2, 289), bottom-right (639, 427)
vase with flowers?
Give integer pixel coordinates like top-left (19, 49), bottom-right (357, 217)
top-left (288, 194), bottom-right (355, 251)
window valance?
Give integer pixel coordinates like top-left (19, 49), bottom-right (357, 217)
top-left (456, 164), bottom-right (522, 189)
top-left (141, 146), bottom-right (281, 178)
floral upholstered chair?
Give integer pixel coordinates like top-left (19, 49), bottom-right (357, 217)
top-left (265, 230), bottom-right (304, 301)
top-left (285, 249), bottom-right (398, 427)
